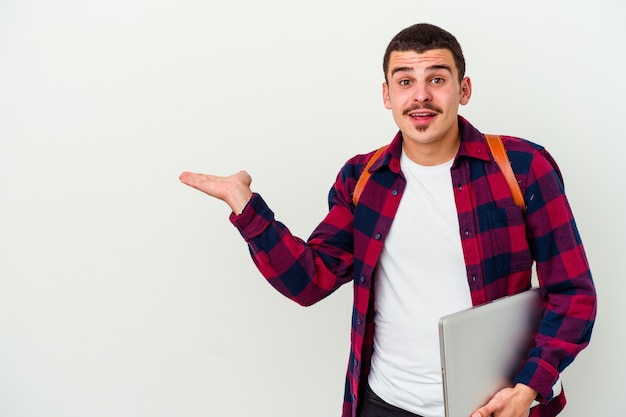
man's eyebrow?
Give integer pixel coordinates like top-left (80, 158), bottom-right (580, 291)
top-left (428, 64), bottom-right (453, 73)
top-left (390, 66), bottom-right (414, 77)
top-left (390, 63), bottom-right (453, 77)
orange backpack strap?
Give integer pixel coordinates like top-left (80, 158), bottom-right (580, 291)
top-left (484, 134), bottom-right (526, 212)
top-left (352, 145), bottom-right (388, 206)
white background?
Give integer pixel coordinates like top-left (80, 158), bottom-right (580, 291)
top-left (0, 1), bottom-right (623, 416)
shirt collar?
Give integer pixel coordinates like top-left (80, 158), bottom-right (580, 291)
top-left (456, 115), bottom-right (491, 163)
top-left (382, 116), bottom-right (490, 167)
top-left (370, 115), bottom-right (491, 174)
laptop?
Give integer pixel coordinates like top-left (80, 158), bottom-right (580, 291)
top-left (438, 288), bottom-right (556, 417)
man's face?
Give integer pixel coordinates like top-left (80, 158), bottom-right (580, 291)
top-left (383, 49), bottom-right (471, 164)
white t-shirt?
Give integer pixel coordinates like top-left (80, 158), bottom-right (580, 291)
top-left (367, 151), bottom-right (472, 417)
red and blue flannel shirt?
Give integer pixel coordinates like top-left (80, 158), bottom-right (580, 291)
top-left (230, 116), bottom-right (596, 417)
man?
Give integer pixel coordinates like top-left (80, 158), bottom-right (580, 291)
top-left (179, 23), bottom-right (596, 417)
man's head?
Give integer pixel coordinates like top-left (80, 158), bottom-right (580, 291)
top-left (381, 23), bottom-right (471, 165)
top-left (383, 23), bottom-right (465, 83)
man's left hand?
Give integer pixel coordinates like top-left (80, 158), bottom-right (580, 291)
top-left (471, 383), bottom-right (537, 417)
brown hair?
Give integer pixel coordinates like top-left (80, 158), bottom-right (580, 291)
top-left (383, 23), bottom-right (466, 82)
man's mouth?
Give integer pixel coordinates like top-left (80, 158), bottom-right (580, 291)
top-left (408, 111), bottom-right (437, 118)
top-left (403, 104), bottom-right (442, 119)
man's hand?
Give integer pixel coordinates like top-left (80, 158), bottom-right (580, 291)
top-left (179, 170), bottom-right (253, 215)
top-left (471, 383), bottom-right (537, 417)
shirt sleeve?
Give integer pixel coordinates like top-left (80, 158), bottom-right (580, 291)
top-left (513, 148), bottom-right (597, 403)
top-left (228, 181), bottom-right (356, 306)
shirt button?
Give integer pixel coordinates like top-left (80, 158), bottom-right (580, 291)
top-left (357, 318), bottom-right (363, 326)
top-left (472, 275), bottom-right (477, 282)
top-left (359, 276), bottom-right (366, 283)
top-left (374, 233), bottom-right (381, 240)
top-left (392, 189), bottom-right (399, 196)
top-left (464, 230), bottom-right (470, 237)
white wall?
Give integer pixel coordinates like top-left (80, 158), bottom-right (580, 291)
top-left (0, 1), bottom-right (622, 416)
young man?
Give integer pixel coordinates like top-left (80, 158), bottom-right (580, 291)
top-left (179, 23), bottom-right (596, 417)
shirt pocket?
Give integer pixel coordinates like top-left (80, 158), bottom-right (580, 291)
top-left (487, 207), bottom-right (532, 274)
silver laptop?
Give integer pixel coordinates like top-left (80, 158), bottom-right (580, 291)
top-left (438, 288), bottom-right (549, 417)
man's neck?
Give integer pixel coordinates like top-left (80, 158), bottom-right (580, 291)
top-left (402, 135), bottom-right (461, 166)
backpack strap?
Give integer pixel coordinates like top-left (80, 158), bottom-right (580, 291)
top-left (484, 134), bottom-right (526, 212)
top-left (352, 145), bottom-right (388, 206)
top-left (352, 136), bottom-right (526, 212)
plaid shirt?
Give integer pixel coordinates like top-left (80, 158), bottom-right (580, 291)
top-left (230, 116), bottom-right (596, 417)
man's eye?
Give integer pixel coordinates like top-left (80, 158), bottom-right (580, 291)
top-left (399, 80), bottom-right (412, 86)
top-left (431, 77), bottom-right (445, 84)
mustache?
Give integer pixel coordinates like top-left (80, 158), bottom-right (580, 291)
top-left (403, 103), bottom-right (443, 115)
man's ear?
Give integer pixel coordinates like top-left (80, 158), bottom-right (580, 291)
top-left (460, 77), bottom-right (472, 105)
top-left (382, 82), bottom-right (392, 109)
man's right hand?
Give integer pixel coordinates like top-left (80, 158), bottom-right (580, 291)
top-left (179, 170), bottom-right (253, 215)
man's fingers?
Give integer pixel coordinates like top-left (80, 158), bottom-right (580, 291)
top-left (179, 171), bottom-right (199, 185)
top-left (180, 172), bottom-right (212, 187)
top-left (471, 407), bottom-right (489, 417)
top-left (472, 393), bottom-right (500, 417)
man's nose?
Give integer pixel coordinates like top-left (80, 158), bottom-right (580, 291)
top-left (412, 82), bottom-right (432, 102)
